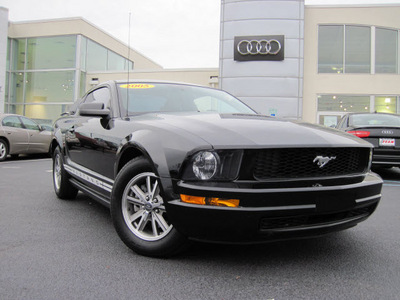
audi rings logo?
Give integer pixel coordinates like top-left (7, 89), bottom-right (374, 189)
top-left (234, 35), bottom-right (284, 62)
top-left (237, 39), bottom-right (281, 56)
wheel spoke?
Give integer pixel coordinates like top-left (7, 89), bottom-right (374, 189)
top-left (126, 195), bottom-right (142, 206)
top-left (131, 185), bottom-right (147, 203)
top-left (150, 180), bottom-right (159, 199)
top-left (129, 210), bottom-right (145, 223)
top-left (153, 211), bottom-right (170, 232)
top-left (151, 216), bottom-right (159, 236)
top-left (146, 176), bottom-right (152, 198)
top-left (137, 211), bottom-right (151, 231)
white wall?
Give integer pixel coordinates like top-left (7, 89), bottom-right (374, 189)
top-left (0, 7), bottom-right (8, 113)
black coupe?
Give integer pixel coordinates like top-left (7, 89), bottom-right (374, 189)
top-left (337, 112), bottom-right (400, 168)
top-left (51, 81), bottom-right (383, 257)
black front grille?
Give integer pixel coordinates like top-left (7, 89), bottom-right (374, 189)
top-left (247, 147), bottom-right (370, 180)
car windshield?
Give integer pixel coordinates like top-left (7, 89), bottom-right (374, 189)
top-left (117, 83), bottom-right (256, 116)
top-left (349, 114), bottom-right (400, 127)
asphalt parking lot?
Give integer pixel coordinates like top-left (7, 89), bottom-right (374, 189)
top-left (1, 157), bottom-right (400, 300)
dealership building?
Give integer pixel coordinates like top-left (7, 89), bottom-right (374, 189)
top-left (1, 1), bottom-right (400, 126)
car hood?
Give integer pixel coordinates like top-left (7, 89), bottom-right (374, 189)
top-left (132, 113), bottom-right (370, 149)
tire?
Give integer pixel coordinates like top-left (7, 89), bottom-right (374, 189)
top-left (111, 157), bottom-right (187, 257)
top-left (53, 146), bottom-right (78, 199)
top-left (0, 139), bottom-right (8, 162)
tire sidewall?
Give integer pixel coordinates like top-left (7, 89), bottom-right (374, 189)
top-left (52, 146), bottom-right (78, 199)
top-left (111, 157), bottom-right (186, 257)
top-left (0, 139), bottom-right (8, 161)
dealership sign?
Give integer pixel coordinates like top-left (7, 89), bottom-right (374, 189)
top-left (234, 35), bottom-right (284, 61)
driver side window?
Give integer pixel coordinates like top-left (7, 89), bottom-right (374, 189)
top-left (84, 87), bottom-right (111, 109)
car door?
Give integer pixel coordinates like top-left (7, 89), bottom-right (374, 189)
top-left (20, 116), bottom-right (52, 153)
top-left (1, 116), bottom-right (29, 154)
top-left (65, 86), bottom-right (119, 180)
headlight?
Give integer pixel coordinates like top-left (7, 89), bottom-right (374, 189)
top-left (192, 151), bottom-right (218, 180)
top-left (182, 150), bottom-right (243, 181)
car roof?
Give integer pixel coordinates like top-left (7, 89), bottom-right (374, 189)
top-left (345, 112), bottom-right (400, 117)
top-left (112, 79), bottom-right (207, 88)
top-left (0, 113), bottom-right (23, 120)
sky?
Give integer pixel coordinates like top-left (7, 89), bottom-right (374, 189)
top-left (1, 0), bottom-right (400, 69)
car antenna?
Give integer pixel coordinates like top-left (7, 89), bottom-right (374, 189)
top-left (125, 11), bottom-right (132, 120)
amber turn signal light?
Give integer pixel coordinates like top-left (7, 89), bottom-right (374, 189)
top-left (180, 194), bottom-right (240, 208)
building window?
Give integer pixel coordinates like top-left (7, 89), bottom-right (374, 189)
top-left (11, 39), bottom-right (26, 71)
top-left (5, 34), bottom-right (134, 122)
top-left (108, 51), bottom-right (125, 71)
top-left (375, 96), bottom-right (397, 113)
top-left (86, 39), bottom-right (134, 72)
top-left (345, 26), bottom-right (370, 73)
top-left (87, 40), bottom-right (107, 72)
top-left (80, 36), bottom-right (87, 71)
top-left (318, 25), bottom-right (399, 74)
top-left (318, 95), bottom-right (370, 113)
top-left (317, 95), bottom-right (400, 125)
top-left (25, 71), bottom-right (75, 104)
top-left (26, 36), bottom-right (76, 70)
top-left (9, 72), bottom-right (24, 104)
top-left (375, 28), bottom-right (398, 73)
top-left (318, 25), bottom-right (344, 73)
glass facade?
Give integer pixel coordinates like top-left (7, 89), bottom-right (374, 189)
top-left (317, 94), bottom-right (400, 126)
top-left (318, 95), bottom-right (370, 113)
top-left (317, 24), bottom-right (400, 126)
top-left (4, 35), bottom-right (134, 123)
top-left (318, 25), bottom-right (399, 74)
top-left (26, 36), bottom-right (76, 70)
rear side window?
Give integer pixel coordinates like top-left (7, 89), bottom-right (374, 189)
top-left (350, 114), bottom-right (400, 126)
top-left (2, 116), bottom-right (23, 128)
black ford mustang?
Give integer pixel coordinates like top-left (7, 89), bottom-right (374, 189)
top-left (52, 81), bottom-right (383, 257)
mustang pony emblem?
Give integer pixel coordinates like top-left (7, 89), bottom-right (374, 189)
top-left (313, 156), bottom-right (336, 168)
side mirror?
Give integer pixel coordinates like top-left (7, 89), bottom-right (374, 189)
top-left (79, 102), bottom-right (110, 117)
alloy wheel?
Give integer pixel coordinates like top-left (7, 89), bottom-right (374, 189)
top-left (121, 172), bottom-right (172, 241)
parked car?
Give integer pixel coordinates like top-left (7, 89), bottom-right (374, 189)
top-left (0, 114), bottom-right (53, 161)
top-left (51, 81), bottom-right (383, 257)
top-left (336, 112), bottom-right (400, 168)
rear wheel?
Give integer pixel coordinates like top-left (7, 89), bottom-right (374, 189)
top-left (53, 146), bottom-right (78, 199)
top-left (111, 157), bottom-right (187, 257)
top-left (0, 140), bottom-right (8, 162)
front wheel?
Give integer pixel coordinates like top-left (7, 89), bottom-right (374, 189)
top-left (111, 157), bottom-right (187, 257)
top-left (53, 146), bottom-right (78, 199)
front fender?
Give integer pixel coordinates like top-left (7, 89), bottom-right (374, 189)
top-left (116, 128), bottom-right (211, 200)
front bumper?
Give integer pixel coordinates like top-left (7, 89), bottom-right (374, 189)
top-left (166, 172), bottom-right (382, 243)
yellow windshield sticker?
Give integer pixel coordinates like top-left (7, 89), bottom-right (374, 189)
top-left (120, 84), bottom-right (155, 89)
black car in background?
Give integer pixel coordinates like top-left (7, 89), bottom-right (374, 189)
top-left (337, 112), bottom-right (400, 168)
top-left (51, 81), bottom-right (382, 257)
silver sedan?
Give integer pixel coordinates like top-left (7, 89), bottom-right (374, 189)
top-left (0, 114), bottom-right (53, 161)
